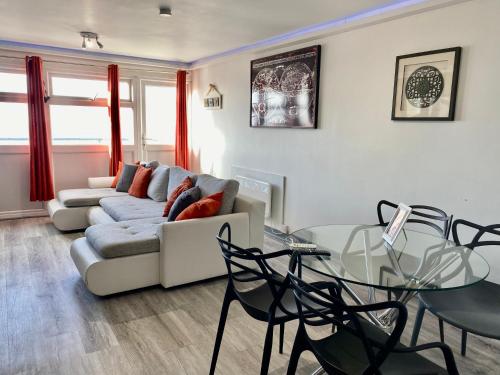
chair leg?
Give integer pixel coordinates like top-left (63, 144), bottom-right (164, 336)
top-left (439, 318), bottom-right (445, 343)
top-left (461, 330), bottom-right (467, 356)
top-left (260, 319), bottom-right (275, 375)
top-left (287, 327), bottom-right (308, 375)
top-left (279, 322), bottom-right (285, 354)
top-left (209, 289), bottom-right (233, 375)
top-left (410, 302), bottom-right (426, 346)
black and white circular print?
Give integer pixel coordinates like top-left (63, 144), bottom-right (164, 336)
top-left (405, 65), bottom-right (444, 108)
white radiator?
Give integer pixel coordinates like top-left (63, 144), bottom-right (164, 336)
top-left (235, 175), bottom-right (272, 218)
top-left (232, 166), bottom-right (286, 233)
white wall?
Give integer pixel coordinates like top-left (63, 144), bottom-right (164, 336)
top-left (191, 0), bottom-right (500, 233)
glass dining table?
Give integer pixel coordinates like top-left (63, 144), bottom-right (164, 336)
top-left (285, 224), bottom-right (490, 329)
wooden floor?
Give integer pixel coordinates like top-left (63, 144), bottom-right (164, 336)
top-left (0, 217), bottom-right (498, 374)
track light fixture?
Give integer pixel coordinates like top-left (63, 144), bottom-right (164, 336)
top-left (80, 32), bottom-right (103, 49)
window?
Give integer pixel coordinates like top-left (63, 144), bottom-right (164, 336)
top-left (143, 84), bottom-right (176, 145)
top-left (51, 77), bottom-right (130, 100)
top-left (0, 72), bottom-right (27, 93)
top-left (50, 106), bottom-right (134, 145)
top-left (48, 75), bottom-right (134, 145)
top-left (0, 71), bottom-right (28, 145)
top-left (0, 102), bottom-right (29, 145)
top-left (0, 72), bottom-right (136, 146)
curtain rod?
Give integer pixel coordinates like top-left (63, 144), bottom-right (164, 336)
top-left (0, 54), bottom-right (186, 73)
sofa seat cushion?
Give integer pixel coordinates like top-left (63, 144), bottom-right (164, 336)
top-left (58, 188), bottom-right (127, 207)
top-left (85, 217), bottom-right (167, 258)
top-left (99, 195), bottom-right (165, 221)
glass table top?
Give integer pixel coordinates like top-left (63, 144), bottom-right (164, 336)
top-left (286, 224), bottom-right (490, 292)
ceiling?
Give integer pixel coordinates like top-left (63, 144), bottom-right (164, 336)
top-left (0, 0), bottom-right (403, 63)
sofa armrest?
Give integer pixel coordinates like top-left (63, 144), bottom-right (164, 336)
top-left (233, 194), bottom-right (265, 249)
top-left (88, 176), bottom-right (115, 189)
top-left (157, 212), bottom-right (250, 288)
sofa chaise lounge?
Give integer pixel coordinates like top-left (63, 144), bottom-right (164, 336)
top-left (48, 165), bottom-right (265, 296)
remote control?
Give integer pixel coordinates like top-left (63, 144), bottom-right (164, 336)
top-left (289, 243), bottom-right (318, 250)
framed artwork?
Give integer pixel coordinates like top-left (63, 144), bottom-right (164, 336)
top-left (250, 45), bottom-right (321, 128)
top-left (391, 47), bottom-right (461, 121)
top-left (204, 84), bottom-right (222, 110)
top-left (382, 203), bottom-right (412, 246)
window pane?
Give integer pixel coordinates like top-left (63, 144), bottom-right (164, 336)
top-left (51, 77), bottom-right (130, 100)
top-left (0, 102), bottom-right (29, 144)
top-left (0, 72), bottom-right (27, 93)
top-left (119, 81), bottom-right (130, 101)
top-left (120, 107), bottom-right (134, 145)
top-left (50, 105), bottom-right (134, 145)
top-left (144, 84), bottom-right (176, 145)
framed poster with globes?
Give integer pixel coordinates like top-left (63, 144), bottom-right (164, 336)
top-left (391, 47), bottom-right (461, 121)
top-left (250, 45), bottom-right (321, 128)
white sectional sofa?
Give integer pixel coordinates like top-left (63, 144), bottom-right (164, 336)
top-left (48, 166), bottom-right (265, 296)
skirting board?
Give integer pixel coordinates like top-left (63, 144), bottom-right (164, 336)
top-left (0, 209), bottom-right (49, 220)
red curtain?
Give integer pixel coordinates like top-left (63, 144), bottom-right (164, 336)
top-left (25, 56), bottom-right (55, 201)
top-left (175, 70), bottom-right (189, 169)
top-left (107, 64), bottom-right (123, 175)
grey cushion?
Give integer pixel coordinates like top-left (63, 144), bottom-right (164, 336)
top-left (85, 217), bottom-right (167, 258)
top-left (195, 174), bottom-right (239, 215)
top-left (116, 164), bottom-right (138, 192)
top-left (57, 188), bottom-right (127, 207)
top-left (167, 166), bottom-right (196, 197)
top-left (167, 186), bottom-right (201, 222)
top-left (147, 165), bottom-right (170, 202)
top-left (100, 195), bottom-right (165, 221)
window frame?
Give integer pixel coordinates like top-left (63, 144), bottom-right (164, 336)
top-left (47, 72), bottom-right (136, 146)
top-left (0, 61), bottom-right (182, 156)
top-left (0, 67), bottom-right (29, 149)
top-left (140, 79), bottom-right (177, 152)
top-left (47, 72), bottom-right (133, 104)
top-left (0, 67), bottom-right (27, 104)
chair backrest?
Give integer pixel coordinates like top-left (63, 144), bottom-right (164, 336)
top-left (216, 222), bottom-right (291, 309)
top-left (377, 200), bottom-right (453, 239)
top-left (452, 219), bottom-right (500, 249)
top-left (288, 254), bottom-right (408, 373)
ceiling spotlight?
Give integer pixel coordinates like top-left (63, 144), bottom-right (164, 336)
top-left (80, 31), bottom-right (104, 49)
top-left (159, 6), bottom-right (172, 17)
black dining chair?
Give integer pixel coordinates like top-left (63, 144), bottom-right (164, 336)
top-left (210, 222), bottom-right (308, 375)
top-left (411, 219), bottom-right (500, 356)
top-left (377, 200), bottom-right (453, 239)
top-left (286, 253), bottom-right (459, 375)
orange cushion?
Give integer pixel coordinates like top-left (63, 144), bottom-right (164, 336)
top-left (111, 161), bottom-right (123, 188)
top-left (163, 177), bottom-right (193, 217)
top-left (175, 192), bottom-right (224, 221)
top-left (128, 165), bottom-right (152, 198)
